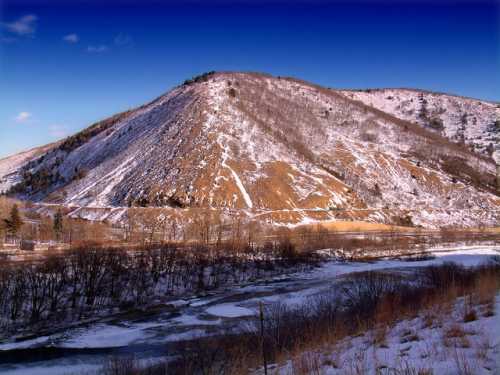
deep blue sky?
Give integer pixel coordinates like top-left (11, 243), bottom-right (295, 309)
top-left (0, 0), bottom-right (499, 158)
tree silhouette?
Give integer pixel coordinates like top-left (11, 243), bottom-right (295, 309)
top-left (53, 209), bottom-right (63, 241)
top-left (4, 204), bottom-right (23, 237)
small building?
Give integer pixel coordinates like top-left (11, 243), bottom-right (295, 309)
top-left (20, 240), bottom-right (36, 251)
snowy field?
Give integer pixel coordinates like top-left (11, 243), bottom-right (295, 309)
top-left (275, 296), bottom-right (500, 375)
top-left (0, 245), bottom-right (498, 375)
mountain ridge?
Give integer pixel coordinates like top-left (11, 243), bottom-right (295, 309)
top-left (340, 87), bottom-right (499, 104)
top-left (1, 72), bottom-right (498, 228)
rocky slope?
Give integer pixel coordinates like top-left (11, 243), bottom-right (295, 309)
top-left (0, 72), bottom-right (498, 227)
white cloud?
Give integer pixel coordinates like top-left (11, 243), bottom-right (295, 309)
top-left (114, 33), bottom-right (132, 46)
top-left (2, 14), bottom-right (37, 36)
top-left (87, 45), bottom-right (108, 53)
top-left (14, 112), bottom-right (31, 123)
top-left (48, 124), bottom-right (69, 138)
top-left (63, 33), bottom-right (79, 43)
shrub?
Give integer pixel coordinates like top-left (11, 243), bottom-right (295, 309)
top-left (429, 117), bottom-right (444, 131)
top-left (463, 309), bottom-right (477, 323)
top-left (74, 168), bottom-right (88, 180)
top-left (391, 215), bottom-right (414, 227)
top-left (493, 119), bottom-right (500, 132)
top-left (360, 131), bottom-right (378, 143)
top-left (340, 271), bottom-right (403, 321)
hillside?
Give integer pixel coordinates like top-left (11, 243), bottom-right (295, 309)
top-left (340, 88), bottom-right (499, 156)
top-left (0, 72), bottom-right (499, 228)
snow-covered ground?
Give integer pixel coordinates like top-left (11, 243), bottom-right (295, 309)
top-left (340, 88), bottom-right (499, 156)
top-left (0, 245), bottom-right (498, 375)
top-left (276, 296), bottom-right (500, 375)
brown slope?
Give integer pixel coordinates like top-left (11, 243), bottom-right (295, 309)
top-left (0, 71), bottom-right (498, 228)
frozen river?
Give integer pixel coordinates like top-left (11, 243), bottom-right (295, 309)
top-left (0, 245), bottom-right (498, 375)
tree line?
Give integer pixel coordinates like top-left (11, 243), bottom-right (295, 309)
top-left (0, 240), bottom-right (319, 336)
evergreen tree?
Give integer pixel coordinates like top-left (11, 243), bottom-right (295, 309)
top-left (4, 204), bottom-right (23, 237)
top-left (53, 209), bottom-right (63, 241)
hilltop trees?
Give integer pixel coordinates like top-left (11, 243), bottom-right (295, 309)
top-left (183, 71), bottom-right (216, 85)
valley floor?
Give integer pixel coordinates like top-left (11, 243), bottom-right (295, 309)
top-left (0, 246), bottom-right (498, 374)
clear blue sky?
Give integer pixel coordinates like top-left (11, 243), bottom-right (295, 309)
top-left (0, 0), bottom-right (499, 158)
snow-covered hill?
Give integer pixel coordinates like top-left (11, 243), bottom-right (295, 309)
top-left (340, 88), bottom-right (499, 156)
top-left (0, 72), bottom-right (498, 227)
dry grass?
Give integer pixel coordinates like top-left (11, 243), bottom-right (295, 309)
top-left (463, 309), bottom-right (477, 323)
top-left (452, 346), bottom-right (477, 375)
top-left (291, 351), bottom-right (324, 375)
top-left (100, 261), bottom-right (499, 375)
top-left (443, 324), bottom-right (471, 349)
top-left (297, 220), bottom-right (414, 233)
top-left (462, 295), bottom-right (478, 323)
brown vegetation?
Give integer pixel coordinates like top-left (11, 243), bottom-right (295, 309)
top-left (0, 239), bottom-right (320, 336)
top-left (96, 260), bottom-right (500, 375)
